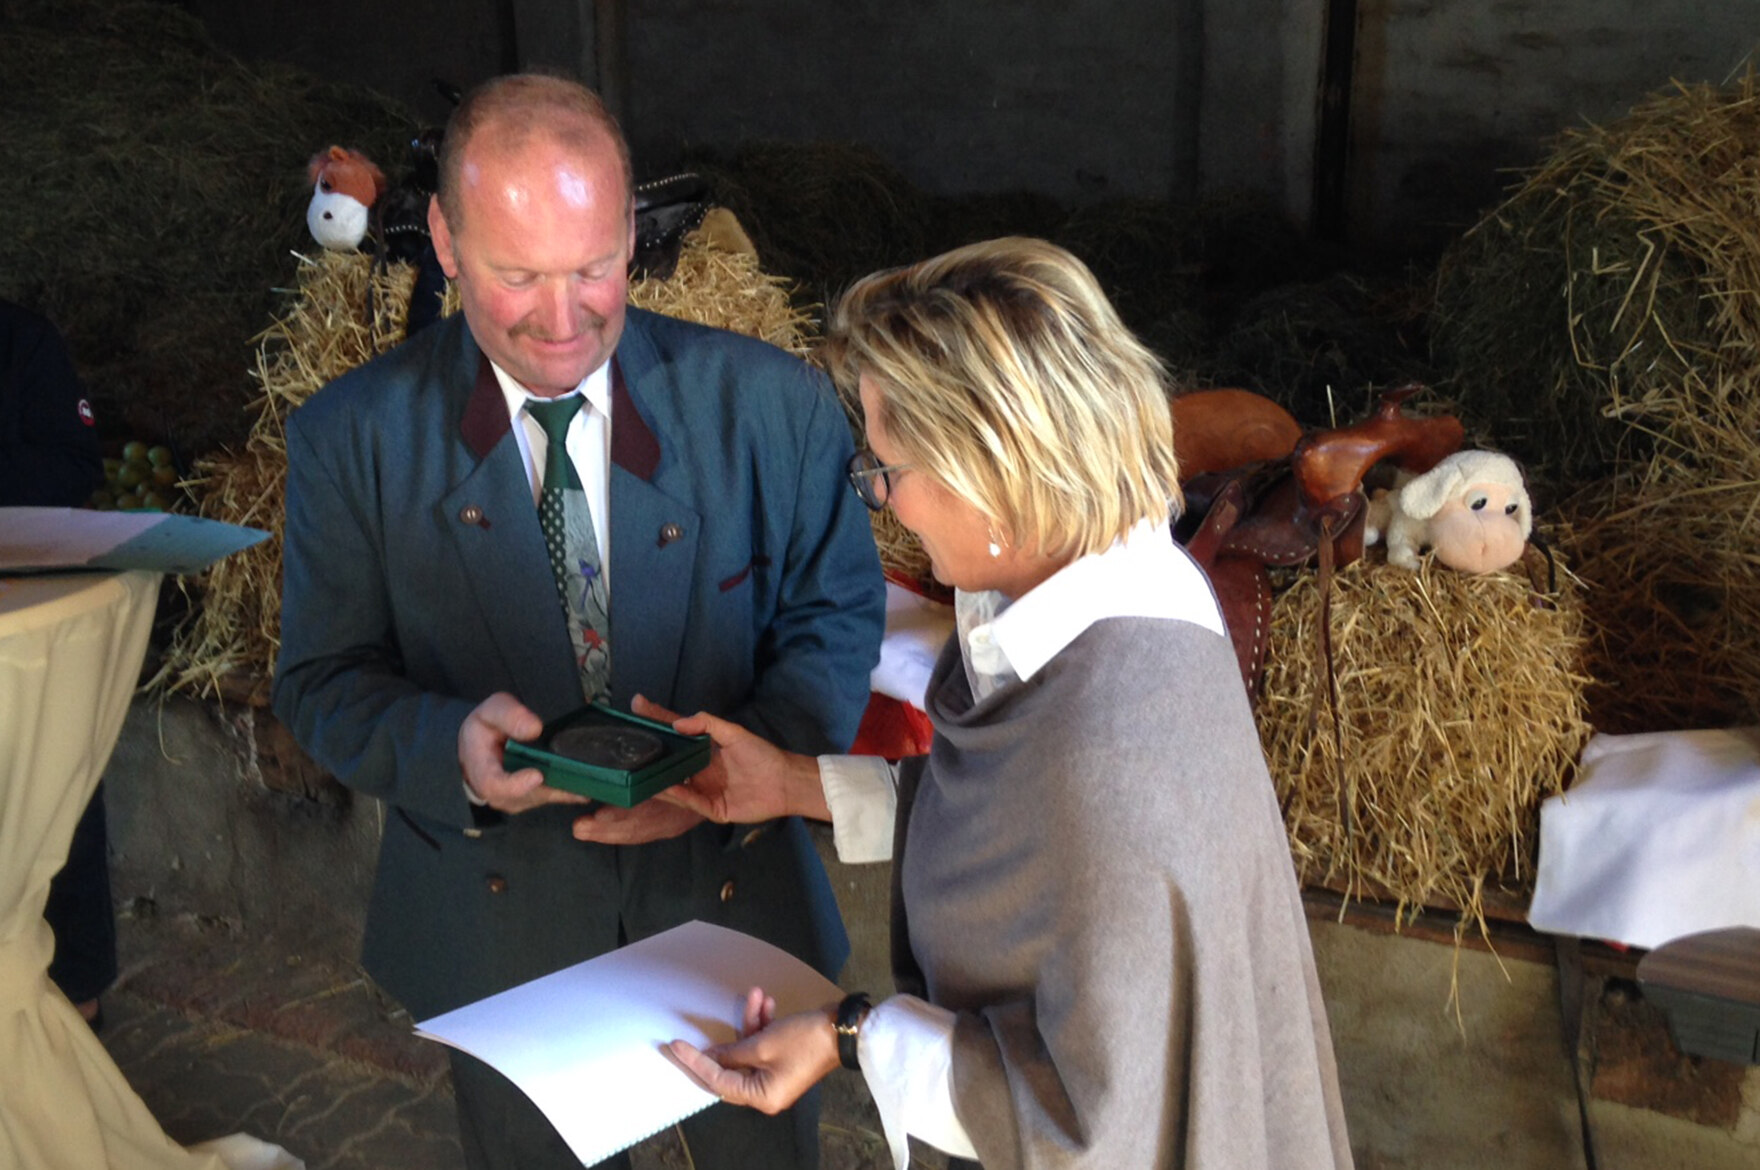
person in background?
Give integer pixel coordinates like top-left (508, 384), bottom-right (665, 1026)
top-left (654, 238), bottom-right (1355, 1169)
top-left (1, 298), bottom-right (114, 1030)
top-left (271, 74), bottom-right (884, 1170)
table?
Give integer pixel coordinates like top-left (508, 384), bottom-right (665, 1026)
top-left (0, 571), bottom-right (301, 1170)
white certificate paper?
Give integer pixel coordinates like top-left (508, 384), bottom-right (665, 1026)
top-left (414, 920), bottom-right (840, 1165)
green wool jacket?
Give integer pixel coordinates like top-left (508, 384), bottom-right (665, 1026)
top-left (274, 308), bottom-right (884, 1019)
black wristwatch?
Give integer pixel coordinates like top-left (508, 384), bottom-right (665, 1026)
top-left (833, 992), bottom-right (873, 1070)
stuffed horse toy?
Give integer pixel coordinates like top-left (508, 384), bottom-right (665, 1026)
top-left (305, 146), bottom-right (387, 252)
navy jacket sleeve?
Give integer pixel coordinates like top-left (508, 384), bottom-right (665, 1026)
top-left (724, 363), bottom-right (883, 755)
top-left (0, 301), bottom-right (103, 507)
top-left (274, 400), bottom-right (486, 829)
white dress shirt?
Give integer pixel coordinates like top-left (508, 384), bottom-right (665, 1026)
top-left (819, 518), bottom-right (1226, 1168)
top-left (463, 360), bottom-right (614, 807)
top-left (492, 359), bottom-right (613, 569)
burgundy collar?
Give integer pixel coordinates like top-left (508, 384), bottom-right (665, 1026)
top-left (458, 354), bottom-right (507, 458)
top-left (458, 353), bottom-right (660, 481)
top-left (610, 359), bottom-right (660, 480)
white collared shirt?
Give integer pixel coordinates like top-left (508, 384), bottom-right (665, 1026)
top-left (957, 516), bottom-right (1224, 701)
top-left (820, 518), bottom-right (1226, 1168)
top-left (492, 358), bottom-right (613, 571)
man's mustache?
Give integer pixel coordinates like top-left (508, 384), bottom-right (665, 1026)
top-left (512, 312), bottom-right (606, 343)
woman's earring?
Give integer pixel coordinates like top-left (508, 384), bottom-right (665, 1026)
top-left (987, 527), bottom-right (1003, 559)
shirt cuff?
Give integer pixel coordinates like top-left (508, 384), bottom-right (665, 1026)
top-left (462, 779), bottom-right (488, 807)
top-left (858, 994), bottom-right (979, 1170)
top-left (817, 754), bottom-right (898, 864)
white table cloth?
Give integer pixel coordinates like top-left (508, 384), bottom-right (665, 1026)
top-left (0, 571), bottom-right (301, 1170)
top-left (870, 581), bottom-right (955, 705)
top-left (1528, 727), bottom-right (1760, 950)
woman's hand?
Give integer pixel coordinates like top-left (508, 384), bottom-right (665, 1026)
top-left (632, 695), bottom-right (830, 824)
top-left (667, 989), bottom-right (842, 1115)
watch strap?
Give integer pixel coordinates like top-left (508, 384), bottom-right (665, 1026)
top-left (834, 992), bottom-right (873, 1071)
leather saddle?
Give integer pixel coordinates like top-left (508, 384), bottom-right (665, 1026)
top-left (1172, 383), bottom-right (1465, 702)
top-left (631, 173), bottom-right (713, 280)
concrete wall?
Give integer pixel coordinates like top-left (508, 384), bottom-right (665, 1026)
top-left (104, 699), bottom-right (380, 952)
top-left (1196, 0), bottom-right (1325, 223)
top-left (180, 0), bottom-right (1760, 252)
top-left (181, 0), bottom-right (1307, 209)
top-left (180, 0), bottom-right (499, 128)
top-left (622, 1), bottom-right (1195, 202)
top-left (1349, 0), bottom-right (1760, 253)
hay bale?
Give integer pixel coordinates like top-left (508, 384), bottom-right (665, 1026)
top-left (151, 251), bottom-right (418, 698)
top-left (689, 141), bottom-right (933, 321)
top-left (1257, 556), bottom-right (1592, 924)
top-left (866, 505), bottom-right (936, 589)
top-left (1563, 464), bottom-right (1760, 734)
top-left (1208, 273), bottom-right (1438, 427)
top-left (1434, 76), bottom-right (1760, 730)
top-left (0, 0), bottom-right (419, 455)
top-left (687, 145), bottom-right (1224, 373)
top-left (1433, 74), bottom-right (1760, 488)
top-left (628, 235), bottom-right (814, 359)
top-left (1049, 197), bottom-right (1203, 361)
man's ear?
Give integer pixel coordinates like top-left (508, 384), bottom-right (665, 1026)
top-left (429, 195), bottom-right (460, 279)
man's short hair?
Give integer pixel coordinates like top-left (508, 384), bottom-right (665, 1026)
top-left (825, 236), bottom-right (1181, 561)
top-left (436, 72), bottom-right (632, 228)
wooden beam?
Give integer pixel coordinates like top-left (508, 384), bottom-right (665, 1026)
top-left (1301, 885), bottom-right (1643, 976)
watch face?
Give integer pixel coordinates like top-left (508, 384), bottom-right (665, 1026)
top-left (551, 725), bottom-right (667, 770)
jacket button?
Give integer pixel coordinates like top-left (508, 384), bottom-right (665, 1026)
top-left (458, 505), bottom-right (484, 526)
top-left (486, 874), bottom-right (508, 894)
top-left (719, 880), bottom-right (735, 903)
top-left (740, 828), bottom-right (764, 848)
top-left (462, 827), bottom-right (484, 839)
top-left (659, 522), bottom-right (684, 546)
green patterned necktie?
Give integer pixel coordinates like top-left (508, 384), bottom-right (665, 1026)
top-left (525, 396), bottom-right (610, 702)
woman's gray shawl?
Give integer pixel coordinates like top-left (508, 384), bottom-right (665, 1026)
top-left (891, 615), bottom-right (1353, 1169)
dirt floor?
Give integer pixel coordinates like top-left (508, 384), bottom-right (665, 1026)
top-left (95, 855), bottom-right (1760, 1170)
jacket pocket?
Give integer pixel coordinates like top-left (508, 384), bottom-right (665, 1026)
top-left (718, 553), bottom-right (771, 593)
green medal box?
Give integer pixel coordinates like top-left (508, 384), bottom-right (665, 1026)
top-left (503, 702), bottom-right (710, 807)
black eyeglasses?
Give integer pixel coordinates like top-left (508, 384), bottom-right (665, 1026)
top-left (846, 449), bottom-right (911, 512)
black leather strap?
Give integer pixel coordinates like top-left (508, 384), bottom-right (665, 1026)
top-left (1555, 936), bottom-right (1599, 1170)
top-left (834, 992), bottom-right (872, 1071)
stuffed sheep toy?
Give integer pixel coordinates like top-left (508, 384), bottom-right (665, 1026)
top-left (1366, 450), bottom-right (1533, 573)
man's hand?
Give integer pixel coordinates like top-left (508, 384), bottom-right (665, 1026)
top-left (568, 697), bottom-right (717, 844)
top-left (570, 797), bottom-right (705, 844)
top-left (631, 695), bottom-right (828, 824)
top-left (459, 692), bottom-right (592, 814)
top-left (666, 990), bottom-right (840, 1116)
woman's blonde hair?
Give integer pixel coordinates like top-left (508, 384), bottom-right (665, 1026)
top-left (825, 237), bottom-right (1181, 561)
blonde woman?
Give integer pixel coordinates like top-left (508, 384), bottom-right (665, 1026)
top-left (647, 238), bottom-right (1353, 1170)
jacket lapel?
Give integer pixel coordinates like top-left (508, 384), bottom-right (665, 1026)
top-left (608, 330), bottom-right (701, 709)
top-left (444, 351), bottom-right (581, 715)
